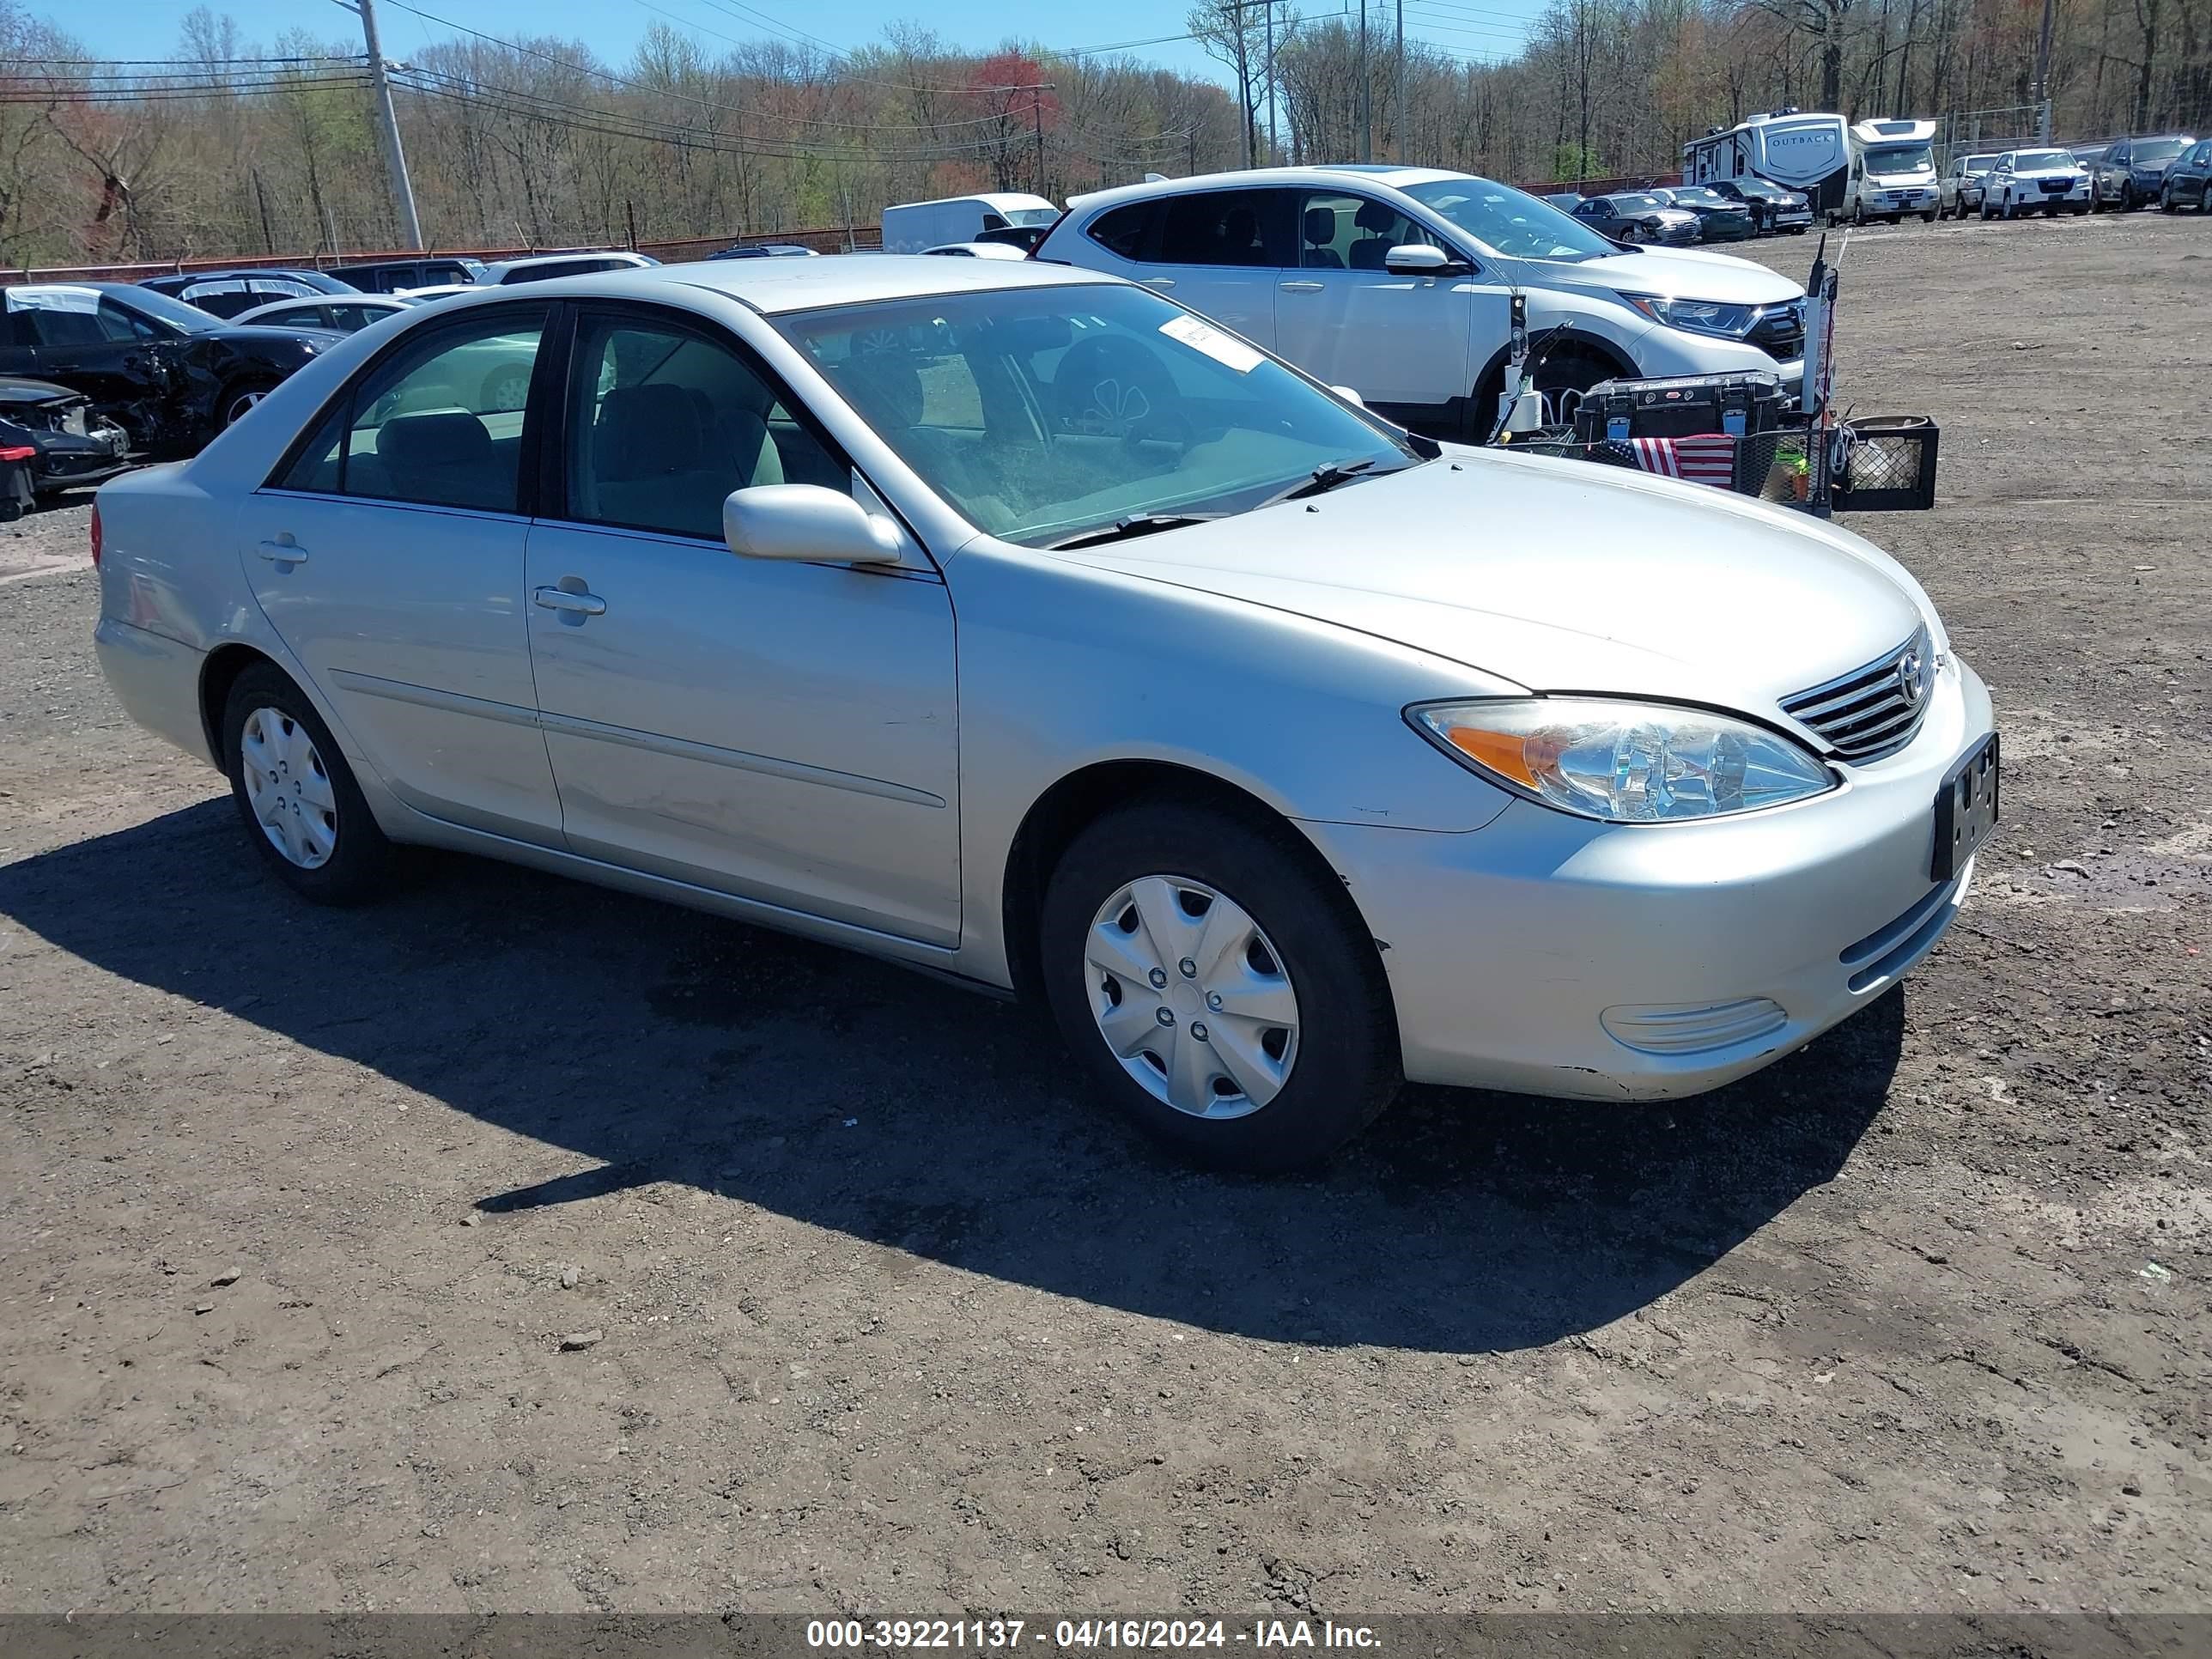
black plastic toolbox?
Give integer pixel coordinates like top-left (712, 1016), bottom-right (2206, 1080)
top-left (1572, 370), bottom-right (1790, 443)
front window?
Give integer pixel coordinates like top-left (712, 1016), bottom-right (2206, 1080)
top-left (2132, 138), bottom-right (2186, 164)
top-left (1863, 143), bottom-right (1933, 174)
top-left (1401, 175), bottom-right (1615, 261)
top-left (100, 287), bottom-right (216, 335)
top-left (1297, 193), bottom-right (1421, 268)
top-left (775, 284), bottom-right (1419, 547)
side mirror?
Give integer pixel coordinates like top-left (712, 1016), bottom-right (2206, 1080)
top-left (1329, 385), bottom-right (1366, 408)
top-left (1382, 243), bottom-right (1464, 276)
top-left (723, 483), bottom-right (904, 564)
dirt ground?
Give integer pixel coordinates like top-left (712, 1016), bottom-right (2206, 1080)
top-left (1, 214), bottom-right (2207, 1618)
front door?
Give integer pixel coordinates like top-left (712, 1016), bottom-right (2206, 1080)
top-left (1272, 191), bottom-right (1486, 428)
top-left (239, 301), bottom-right (564, 844)
top-left (3, 288), bottom-right (173, 419)
top-left (523, 303), bottom-right (962, 946)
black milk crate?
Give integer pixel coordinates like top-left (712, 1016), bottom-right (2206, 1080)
top-left (1834, 415), bottom-right (1939, 512)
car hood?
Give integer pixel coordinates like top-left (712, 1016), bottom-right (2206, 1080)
top-left (1049, 451), bottom-right (1932, 715)
top-left (1534, 246), bottom-right (1803, 303)
top-left (0, 376), bottom-right (80, 407)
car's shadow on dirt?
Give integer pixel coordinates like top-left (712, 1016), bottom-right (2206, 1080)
top-left (1, 800), bottom-right (1903, 1354)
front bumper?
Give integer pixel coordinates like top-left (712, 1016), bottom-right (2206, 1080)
top-left (1303, 656), bottom-right (1993, 1100)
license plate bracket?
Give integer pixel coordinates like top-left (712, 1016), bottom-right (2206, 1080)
top-left (1932, 732), bottom-right (2000, 881)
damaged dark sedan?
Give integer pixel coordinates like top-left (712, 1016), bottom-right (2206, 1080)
top-left (0, 283), bottom-right (337, 459)
top-left (0, 377), bottom-right (131, 518)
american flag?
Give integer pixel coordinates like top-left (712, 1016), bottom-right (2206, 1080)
top-left (1626, 433), bottom-right (1738, 487)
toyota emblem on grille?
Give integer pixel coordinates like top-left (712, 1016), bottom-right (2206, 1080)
top-left (1898, 643), bottom-right (1929, 706)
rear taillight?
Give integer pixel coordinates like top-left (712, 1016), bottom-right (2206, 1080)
top-left (89, 502), bottom-right (102, 568)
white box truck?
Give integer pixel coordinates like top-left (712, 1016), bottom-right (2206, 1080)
top-left (879, 192), bottom-right (1060, 253)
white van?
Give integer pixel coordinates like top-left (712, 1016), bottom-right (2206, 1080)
top-left (879, 193), bottom-right (1059, 253)
top-left (1839, 119), bottom-right (1941, 224)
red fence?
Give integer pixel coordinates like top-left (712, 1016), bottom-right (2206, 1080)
top-left (3, 224), bottom-right (878, 285)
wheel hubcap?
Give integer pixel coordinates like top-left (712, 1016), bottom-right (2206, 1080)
top-left (240, 706), bottom-right (338, 869)
top-left (227, 390), bottom-right (264, 423)
top-left (1084, 875), bottom-right (1299, 1121)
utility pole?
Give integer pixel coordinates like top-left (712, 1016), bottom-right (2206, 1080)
top-left (336, 0), bottom-right (423, 251)
top-left (1033, 92), bottom-right (1047, 197)
top-left (1395, 0), bottom-right (1406, 164)
top-left (1358, 0), bottom-right (1371, 162)
top-left (1264, 0), bottom-right (1277, 164)
top-left (2032, 0), bottom-right (2056, 142)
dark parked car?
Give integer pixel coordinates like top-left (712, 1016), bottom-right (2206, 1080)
top-left (1541, 191), bottom-right (1585, 211)
top-left (2161, 137), bottom-right (2212, 211)
top-left (325, 256), bottom-right (488, 294)
top-left (1652, 185), bottom-right (1757, 241)
top-left (2093, 134), bottom-right (2198, 210)
top-left (1571, 191), bottom-right (1700, 246)
top-left (138, 267), bottom-right (360, 319)
top-left (0, 282), bottom-right (337, 457)
top-left (0, 377), bottom-right (131, 515)
top-left (707, 243), bottom-right (819, 259)
top-left (1708, 177), bottom-right (1814, 234)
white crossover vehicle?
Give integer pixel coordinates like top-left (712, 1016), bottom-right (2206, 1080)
top-left (1033, 166), bottom-right (1807, 440)
top-left (91, 258), bottom-right (1996, 1171)
top-left (1980, 150), bottom-right (2092, 217)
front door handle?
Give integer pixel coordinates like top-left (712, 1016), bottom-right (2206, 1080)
top-left (258, 538), bottom-right (307, 564)
top-left (533, 586), bottom-right (605, 617)
top-left (1279, 280), bottom-right (1324, 293)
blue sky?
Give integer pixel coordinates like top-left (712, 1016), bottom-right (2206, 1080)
top-left (32, 0), bottom-right (1544, 85)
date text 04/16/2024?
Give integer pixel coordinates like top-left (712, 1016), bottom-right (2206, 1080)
top-left (804, 1621), bottom-right (1382, 1650)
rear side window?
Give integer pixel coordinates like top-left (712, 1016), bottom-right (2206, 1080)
top-left (275, 306), bottom-right (546, 513)
top-left (1155, 191), bottom-right (1281, 267)
top-left (1086, 201), bottom-right (1158, 261)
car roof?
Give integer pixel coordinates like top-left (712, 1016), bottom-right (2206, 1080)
top-left (1063, 164), bottom-right (1494, 213)
top-left (413, 254), bottom-right (1116, 318)
top-left (483, 252), bottom-right (652, 276)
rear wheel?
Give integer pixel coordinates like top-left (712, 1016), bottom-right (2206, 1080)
top-left (1040, 801), bottom-right (1401, 1172)
top-left (222, 664), bottom-right (395, 904)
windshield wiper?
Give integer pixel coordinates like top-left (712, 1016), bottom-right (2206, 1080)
top-left (1255, 457), bottom-right (1394, 510)
top-left (1046, 512), bottom-right (1224, 550)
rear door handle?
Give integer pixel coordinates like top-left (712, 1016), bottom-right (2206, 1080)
top-left (1279, 281), bottom-right (1324, 293)
top-left (258, 539), bottom-right (307, 564)
top-left (533, 586), bottom-right (605, 617)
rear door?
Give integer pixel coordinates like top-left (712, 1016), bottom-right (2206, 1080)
top-left (1133, 187), bottom-right (1290, 348)
top-left (1272, 190), bottom-right (1478, 426)
top-left (236, 301), bottom-right (566, 844)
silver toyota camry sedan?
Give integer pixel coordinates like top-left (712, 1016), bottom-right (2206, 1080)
top-left (90, 257), bottom-right (1997, 1171)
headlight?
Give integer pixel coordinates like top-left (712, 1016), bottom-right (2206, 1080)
top-left (1407, 698), bottom-right (1835, 823)
top-left (1622, 292), bottom-right (1762, 337)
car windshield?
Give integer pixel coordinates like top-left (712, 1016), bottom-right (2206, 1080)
top-left (1671, 188), bottom-right (1729, 206)
top-left (1003, 207), bottom-right (1059, 227)
top-left (2016, 150), bottom-right (2075, 169)
top-left (104, 286), bottom-right (218, 334)
top-left (1962, 155), bottom-right (1999, 170)
top-left (775, 283), bottom-right (1419, 547)
top-left (1607, 193), bottom-right (1667, 212)
top-left (1399, 175), bottom-right (1614, 261)
top-left (2132, 138), bottom-right (2187, 163)
top-left (1863, 143), bottom-right (1934, 173)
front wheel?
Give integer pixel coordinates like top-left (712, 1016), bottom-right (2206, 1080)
top-left (1040, 802), bottom-right (1401, 1172)
top-left (1922, 210), bottom-right (1938, 223)
top-left (217, 378), bottom-right (278, 428)
top-left (222, 664), bottom-right (396, 904)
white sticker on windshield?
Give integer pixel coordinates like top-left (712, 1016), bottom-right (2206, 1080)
top-left (1158, 313), bottom-right (1263, 374)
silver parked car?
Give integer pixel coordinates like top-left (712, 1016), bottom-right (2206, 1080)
top-left (90, 258), bottom-right (1997, 1170)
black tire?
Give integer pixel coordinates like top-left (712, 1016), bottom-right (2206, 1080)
top-left (222, 663), bottom-right (395, 904)
top-left (1039, 800), bottom-right (1401, 1173)
top-left (217, 378), bottom-right (278, 428)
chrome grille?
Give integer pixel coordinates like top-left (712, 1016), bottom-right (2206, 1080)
top-left (1781, 626), bottom-right (1933, 762)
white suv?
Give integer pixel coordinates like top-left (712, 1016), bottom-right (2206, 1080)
top-left (1032, 165), bottom-right (1807, 441)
